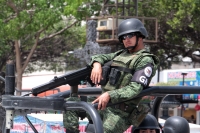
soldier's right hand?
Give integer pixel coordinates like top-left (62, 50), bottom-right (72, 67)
top-left (90, 62), bottom-right (103, 84)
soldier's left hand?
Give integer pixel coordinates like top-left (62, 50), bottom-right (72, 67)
top-left (92, 92), bottom-right (110, 110)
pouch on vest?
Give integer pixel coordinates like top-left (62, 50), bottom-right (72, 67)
top-left (99, 65), bottom-right (111, 85)
top-left (127, 104), bottom-right (150, 127)
top-left (109, 68), bottom-right (121, 85)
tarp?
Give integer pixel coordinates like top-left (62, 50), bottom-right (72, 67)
top-left (12, 114), bottom-right (200, 133)
top-left (11, 114), bottom-right (65, 133)
top-left (11, 115), bottom-right (44, 133)
top-left (11, 114), bottom-right (132, 133)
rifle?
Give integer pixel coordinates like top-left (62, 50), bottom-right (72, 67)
top-left (32, 66), bottom-right (93, 96)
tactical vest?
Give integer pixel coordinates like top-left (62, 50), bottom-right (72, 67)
top-left (102, 49), bottom-right (159, 92)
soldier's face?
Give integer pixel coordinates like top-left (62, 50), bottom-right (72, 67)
top-left (122, 33), bottom-right (137, 48)
top-left (139, 129), bottom-right (156, 133)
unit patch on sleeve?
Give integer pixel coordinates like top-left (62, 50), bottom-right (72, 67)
top-left (131, 63), bottom-right (153, 87)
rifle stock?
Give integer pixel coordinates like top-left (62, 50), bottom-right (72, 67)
top-left (32, 66), bottom-right (92, 96)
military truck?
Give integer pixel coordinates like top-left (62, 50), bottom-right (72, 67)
top-left (1, 62), bottom-right (200, 133)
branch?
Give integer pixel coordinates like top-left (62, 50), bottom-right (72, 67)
top-left (15, 40), bottom-right (22, 73)
top-left (22, 33), bottom-right (40, 72)
top-left (39, 20), bottom-right (79, 43)
top-left (21, 19), bottom-right (79, 72)
top-left (101, 0), bottom-right (110, 15)
top-left (6, 0), bottom-right (18, 14)
top-left (4, 14), bottom-right (17, 23)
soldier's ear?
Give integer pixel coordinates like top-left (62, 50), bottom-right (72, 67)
top-left (138, 37), bottom-right (143, 43)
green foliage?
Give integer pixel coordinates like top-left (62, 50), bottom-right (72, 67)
top-left (64, 0), bottom-right (102, 20)
top-left (0, 0), bottom-right (66, 39)
top-left (136, 0), bottom-right (200, 69)
top-left (1, 0), bottom-right (200, 74)
top-left (0, 40), bottom-right (10, 57)
top-left (0, 0), bottom-right (89, 72)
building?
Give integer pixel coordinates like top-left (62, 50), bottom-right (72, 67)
top-left (151, 67), bottom-right (200, 125)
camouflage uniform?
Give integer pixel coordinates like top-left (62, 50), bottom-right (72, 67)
top-left (63, 97), bottom-right (81, 133)
top-left (63, 49), bottom-right (159, 133)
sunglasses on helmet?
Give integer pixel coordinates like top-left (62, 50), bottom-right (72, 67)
top-left (121, 33), bottom-right (136, 40)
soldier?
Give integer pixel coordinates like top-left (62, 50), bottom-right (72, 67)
top-left (132, 114), bottom-right (161, 133)
top-left (63, 18), bottom-right (159, 133)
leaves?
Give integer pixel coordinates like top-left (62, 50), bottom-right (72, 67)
top-left (0, 0), bottom-right (90, 91)
top-left (0, 0), bottom-right (88, 68)
top-left (137, 0), bottom-right (200, 68)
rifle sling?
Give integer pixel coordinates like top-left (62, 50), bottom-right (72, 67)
top-left (111, 66), bottom-right (133, 74)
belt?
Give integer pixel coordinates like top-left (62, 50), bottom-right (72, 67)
top-left (111, 103), bottom-right (151, 115)
top-left (110, 103), bottom-right (133, 113)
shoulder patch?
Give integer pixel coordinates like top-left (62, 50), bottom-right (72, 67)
top-left (144, 66), bottom-right (152, 77)
top-left (131, 63), bottom-right (153, 87)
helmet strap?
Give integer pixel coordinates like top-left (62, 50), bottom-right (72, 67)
top-left (125, 35), bottom-right (139, 51)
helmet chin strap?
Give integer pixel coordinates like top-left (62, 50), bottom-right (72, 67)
top-left (125, 35), bottom-right (139, 51)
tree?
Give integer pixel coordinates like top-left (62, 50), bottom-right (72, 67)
top-left (137, 0), bottom-right (200, 68)
top-left (24, 25), bottom-right (87, 73)
top-left (0, 0), bottom-right (105, 96)
top-left (0, 0), bottom-right (92, 96)
top-left (0, 1), bottom-right (91, 131)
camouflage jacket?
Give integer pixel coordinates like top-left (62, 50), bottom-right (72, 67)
top-left (89, 49), bottom-right (159, 106)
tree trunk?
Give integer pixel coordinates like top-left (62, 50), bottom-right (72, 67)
top-left (16, 71), bottom-right (22, 96)
top-left (15, 40), bottom-right (22, 96)
top-left (14, 35), bottom-right (40, 96)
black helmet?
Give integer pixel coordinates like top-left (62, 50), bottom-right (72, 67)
top-left (163, 116), bottom-right (190, 133)
top-left (132, 114), bottom-right (160, 133)
top-left (118, 18), bottom-right (148, 39)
